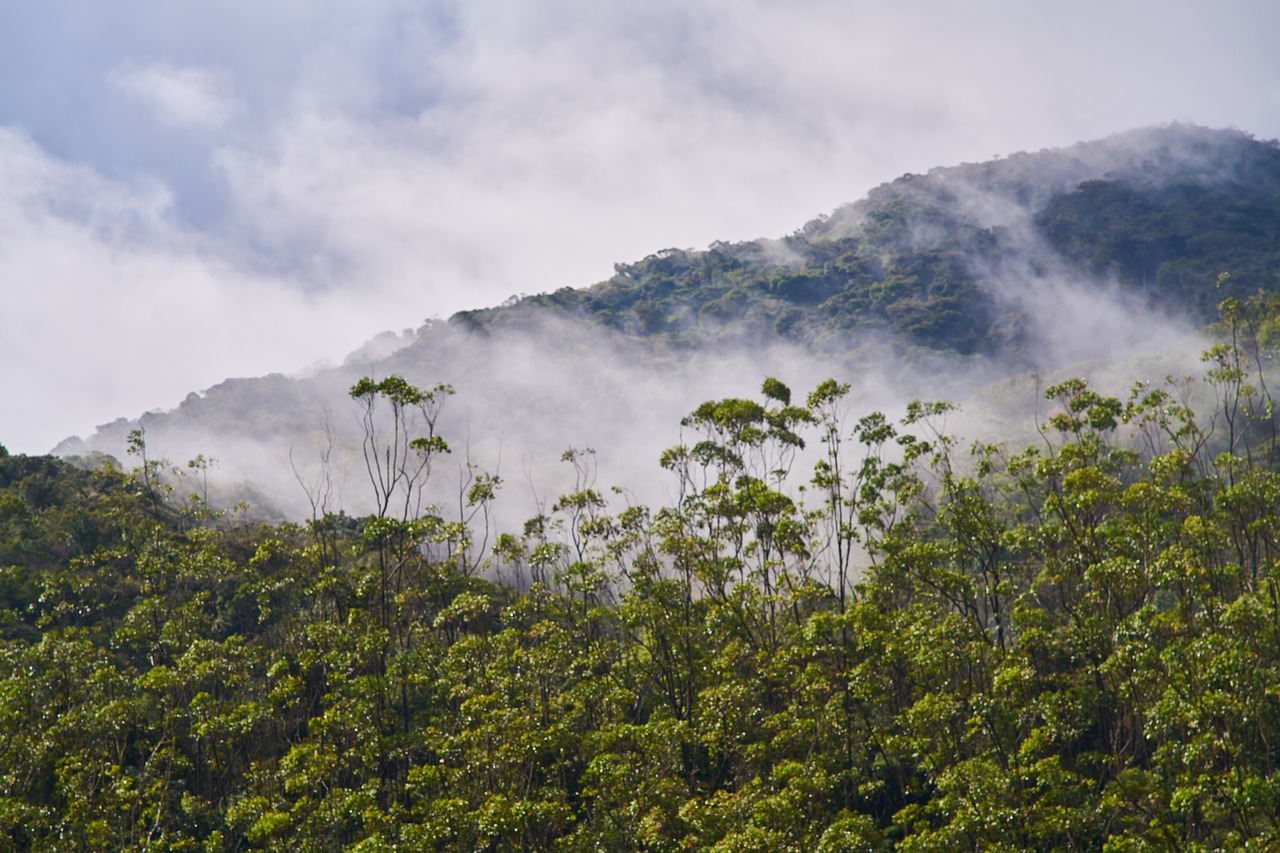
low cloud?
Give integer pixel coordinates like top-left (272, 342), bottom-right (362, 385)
top-left (0, 129), bottom-right (432, 453)
top-left (107, 61), bottom-right (238, 129)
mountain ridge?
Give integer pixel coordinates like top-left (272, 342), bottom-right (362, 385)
top-left (441, 123), bottom-right (1280, 357)
top-left (53, 123), bottom-right (1280, 518)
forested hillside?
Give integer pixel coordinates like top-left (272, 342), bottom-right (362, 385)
top-left (53, 124), bottom-right (1280, 524)
top-left (12, 123), bottom-right (1280, 849)
top-left (6, 294), bottom-right (1280, 848)
top-left (451, 123), bottom-right (1280, 356)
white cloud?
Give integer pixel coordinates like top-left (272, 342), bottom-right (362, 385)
top-left (0, 128), bottom-right (424, 453)
top-left (107, 61), bottom-right (238, 129)
top-left (1, 0), bottom-right (1280, 455)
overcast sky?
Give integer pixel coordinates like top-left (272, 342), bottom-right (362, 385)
top-left (2, 0), bottom-right (1279, 453)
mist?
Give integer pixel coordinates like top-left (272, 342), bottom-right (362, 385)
top-left (61, 120), bottom-right (1279, 553)
top-left (54, 258), bottom-right (1211, 544)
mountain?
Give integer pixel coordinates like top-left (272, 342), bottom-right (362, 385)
top-left (450, 123), bottom-right (1280, 354)
top-left (55, 123), bottom-right (1280, 517)
top-left (17, 126), bottom-right (1280, 848)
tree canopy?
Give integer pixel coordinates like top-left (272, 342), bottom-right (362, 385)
top-left (8, 294), bottom-right (1280, 849)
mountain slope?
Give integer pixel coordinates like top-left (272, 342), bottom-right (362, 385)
top-left (448, 123), bottom-right (1280, 356)
top-left (55, 123), bottom-right (1280, 517)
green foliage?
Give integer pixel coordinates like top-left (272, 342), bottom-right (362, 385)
top-left (13, 297), bottom-right (1280, 848)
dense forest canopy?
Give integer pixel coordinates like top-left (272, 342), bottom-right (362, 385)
top-left (7, 293), bottom-right (1280, 848)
